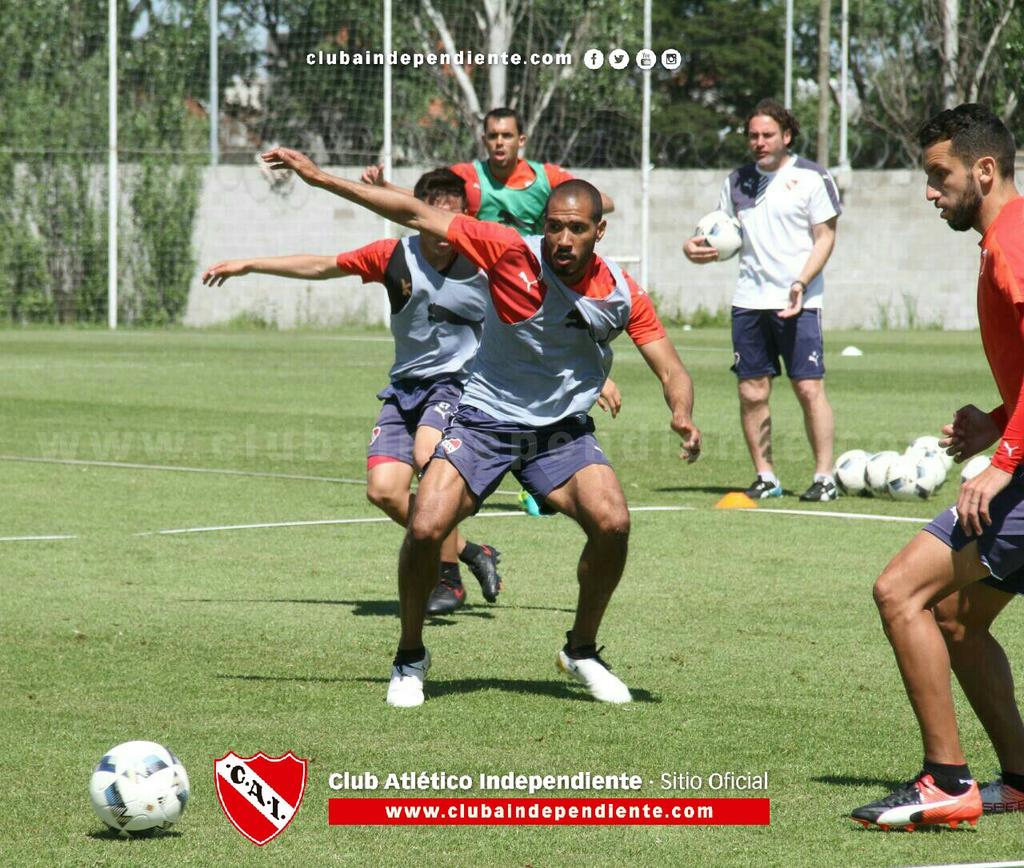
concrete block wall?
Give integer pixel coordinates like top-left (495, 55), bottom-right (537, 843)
top-left (186, 165), bottom-right (981, 330)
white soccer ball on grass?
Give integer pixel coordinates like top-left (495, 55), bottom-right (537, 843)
top-left (89, 741), bottom-right (190, 835)
top-left (907, 435), bottom-right (954, 472)
top-left (864, 450), bottom-right (901, 497)
top-left (834, 449), bottom-right (870, 495)
top-left (693, 210), bottom-right (743, 261)
top-left (916, 455), bottom-right (948, 492)
top-left (885, 455), bottom-right (942, 500)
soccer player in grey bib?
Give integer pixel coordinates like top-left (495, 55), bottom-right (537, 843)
top-left (261, 146), bottom-right (703, 709)
top-left (201, 169), bottom-right (504, 613)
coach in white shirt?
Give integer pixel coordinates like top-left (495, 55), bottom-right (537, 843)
top-left (684, 99), bottom-right (840, 503)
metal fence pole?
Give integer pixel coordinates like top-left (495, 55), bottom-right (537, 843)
top-left (784, 0), bottom-right (794, 108)
top-left (383, 0), bottom-right (392, 183)
top-left (108, 0), bottom-right (118, 329)
top-left (839, 0), bottom-right (850, 169)
top-left (640, 0), bottom-right (651, 290)
top-left (210, 0), bottom-right (219, 165)
top-left (382, 0), bottom-right (393, 324)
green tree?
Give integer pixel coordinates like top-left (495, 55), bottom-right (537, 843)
top-left (402, 0), bottom-right (644, 166)
top-left (650, 0), bottom-right (787, 168)
top-left (1, 0), bottom-right (252, 324)
top-left (847, 0), bottom-right (1022, 166)
top-left (233, 0), bottom-right (386, 163)
top-left (232, 0), bottom-right (644, 167)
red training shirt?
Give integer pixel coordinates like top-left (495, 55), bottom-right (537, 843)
top-left (445, 214), bottom-right (665, 346)
top-left (979, 196), bottom-right (1024, 473)
top-left (335, 238), bottom-right (399, 283)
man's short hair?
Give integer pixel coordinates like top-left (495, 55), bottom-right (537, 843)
top-left (483, 107), bottom-right (524, 135)
top-left (744, 99), bottom-right (800, 139)
top-left (917, 103), bottom-right (1016, 179)
top-left (413, 168), bottom-right (467, 208)
top-left (546, 179), bottom-right (603, 223)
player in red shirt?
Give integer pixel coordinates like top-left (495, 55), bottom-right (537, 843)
top-left (365, 108), bottom-right (615, 517)
top-left (852, 105), bottom-right (1024, 829)
top-left (362, 107), bottom-right (614, 234)
top-left (200, 169), bottom-right (506, 612)
top-left (442, 213), bottom-right (664, 338)
top-left (261, 145), bottom-right (702, 709)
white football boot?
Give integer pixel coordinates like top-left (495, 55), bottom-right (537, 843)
top-left (386, 650), bottom-right (430, 708)
top-left (557, 641), bottom-right (632, 704)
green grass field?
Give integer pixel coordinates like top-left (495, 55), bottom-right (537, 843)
top-left (4, 326), bottom-right (1023, 867)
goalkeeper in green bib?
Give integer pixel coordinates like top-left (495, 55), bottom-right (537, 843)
top-left (363, 107), bottom-right (616, 514)
top-left (363, 107), bottom-right (615, 234)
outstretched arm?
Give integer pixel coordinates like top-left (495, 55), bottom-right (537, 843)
top-left (263, 148), bottom-right (456, 239)
top-left (636, 337), bottom-right (701, 462)
top-left (202, 255), bottom-right (342, 286)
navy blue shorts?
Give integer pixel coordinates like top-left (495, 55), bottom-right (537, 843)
top-left (731, 307), bottom-right (825, 380)
top-left (432, 405), bottom-right (611, 509)
top-left (923, 471), bottom-right (1024, 595)
top-left (367, 378), bottom-right (462, 466)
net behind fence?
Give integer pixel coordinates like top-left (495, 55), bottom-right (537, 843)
top-left (2, 0), bottom-right (1021, 324)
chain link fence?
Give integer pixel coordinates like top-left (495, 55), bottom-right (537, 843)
top-left (4, 0), bottom-right (1020, 324)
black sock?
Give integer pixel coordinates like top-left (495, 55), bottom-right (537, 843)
top-left (1002, 770), bottom-right (1024, 791)
top-left (562, 630), bottom-right (597, 659)
top-left (922, 760), bottom-right (973, 795)
top-left (393, 646), bottom-right (426, 666)
top-left (440, 562), bottom-right (462, 584)
top-left (459, 541), bottom-right (482, 563)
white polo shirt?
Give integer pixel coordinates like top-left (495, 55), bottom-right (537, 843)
top-left (718, 154), bottom-right (840, 310)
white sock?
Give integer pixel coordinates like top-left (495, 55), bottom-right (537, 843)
top-left (814, 473), bottom-right (834, 484)
top-left (758, 472), bottom-right (780, 485)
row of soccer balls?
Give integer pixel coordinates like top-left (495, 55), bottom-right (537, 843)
top-left (835, 436), bottom-right (992, 501)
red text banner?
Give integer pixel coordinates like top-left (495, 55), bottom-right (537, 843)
top-left (328, 797), bottom-right (770, 826)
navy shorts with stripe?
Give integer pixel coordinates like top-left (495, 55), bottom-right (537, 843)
top-left (923, 469), bottom-right (1024, 595)
top-left (368, 377), bottom-right (462, 466)
top-left (432, 405), bottom-right (611, 509)
top-left (731, 306), bottom-right (825, 380)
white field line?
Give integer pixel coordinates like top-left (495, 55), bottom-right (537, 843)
top-left (906, 862), bottom-right (1024, 868)
top-left (136, 516), bottom-right (394, 536)
top-left (0, 503), bottom-right (931, 543)
top-left (0, 454), bottom-right (523, 496)
top-left (0, 534), bottom-right (79, 542)
top-left (135, 506), bottom-right (699, 537)
top-left (0, 454), bottom-right (367, 485)
top-left (142, 509), bottom-right (545, 536)
top-left (742, 507), bottom-right (928, 524)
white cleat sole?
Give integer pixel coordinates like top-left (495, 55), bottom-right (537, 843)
top-left (557, 650), bottom-right (632, 704)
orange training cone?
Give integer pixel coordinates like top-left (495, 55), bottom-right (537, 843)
top-left (714, 492), bottom-right (758, 509)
